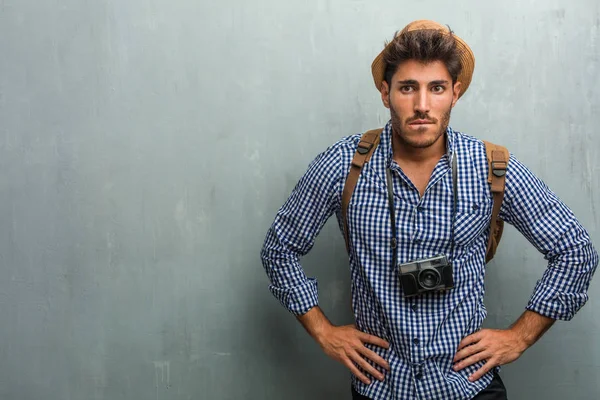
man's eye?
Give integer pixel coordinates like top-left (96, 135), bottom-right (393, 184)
top-left (432, 85), bottom-right (445, 93)
top-left (400, 86), bottom-right (414, 93)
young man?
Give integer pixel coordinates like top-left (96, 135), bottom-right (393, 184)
top-left (260, 20), bottom-right (598, 399)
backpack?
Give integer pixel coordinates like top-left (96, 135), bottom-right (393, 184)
top-left (340, 128), bottom-right (509, 263)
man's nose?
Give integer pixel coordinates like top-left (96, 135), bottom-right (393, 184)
top-left (414, 89), bottom-right (431, 115)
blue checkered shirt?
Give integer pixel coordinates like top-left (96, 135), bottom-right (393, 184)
top-left (260, 121), bottom-right (598, 399)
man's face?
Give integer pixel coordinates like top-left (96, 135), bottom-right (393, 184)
top-left (381, 60), bottom-right (461, 150)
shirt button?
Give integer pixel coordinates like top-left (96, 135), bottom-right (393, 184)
top-left (414, 239), bottom-right (421, 245)
top-left (413, 338), bottom-right (420, 345)
top-left (415, 372), bottom-right (423, 380)
top-left (411, 304), bottom-right (417, 312)
top-left (417, 206), bottom-right (424, 212)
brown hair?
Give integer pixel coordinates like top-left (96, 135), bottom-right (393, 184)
top-left (383, 28), bottom-right (462, 86)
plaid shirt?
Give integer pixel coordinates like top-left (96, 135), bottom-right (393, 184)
top-left (260, 120), bottom-right (598, 399)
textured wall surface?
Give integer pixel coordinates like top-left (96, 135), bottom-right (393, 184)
top-left (0, 1), bottom-right (599, 399)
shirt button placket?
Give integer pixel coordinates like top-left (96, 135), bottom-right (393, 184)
top-left (413, 362), bottom-right (425, 382)
top-left (413, 204), bottom-right (423, 247)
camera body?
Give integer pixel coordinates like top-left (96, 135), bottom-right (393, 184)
top-left (398, 254), bottom-right (454, 297)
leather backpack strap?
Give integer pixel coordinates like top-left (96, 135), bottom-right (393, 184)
top-left (483, 140), bottom-right (509, 262)
top-left (341, 128), bottom-right (383, 252)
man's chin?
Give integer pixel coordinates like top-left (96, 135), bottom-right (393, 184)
top-left (397, 132), bottom-right (439, 149)
top-left (403, 139), bottom-right (437, 149)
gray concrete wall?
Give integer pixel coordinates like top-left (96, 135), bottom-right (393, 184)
top-left (0, 1), bottom-right (598, 399)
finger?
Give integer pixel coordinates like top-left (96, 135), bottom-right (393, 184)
top-left (468, 360), bottom-right (496, 382)
top-left (453, 342), bottom-right (485, 363)
top-left (359, 332), bottom-right (390, 349)
top-left (349, 351), bottom-right (386, 382)
top-left (343, 357), bottom-right (371, 385)
top-left (453, 349), bottom-right (490, 372)
top-left (357, 344), bottom-right (391, 371)
top-left (457, 331), bottom-right (483, 351)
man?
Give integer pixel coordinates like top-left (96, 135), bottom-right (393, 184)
top-left (260, 20), bottom-right (598, 400)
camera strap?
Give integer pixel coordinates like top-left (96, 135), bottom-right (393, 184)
top-left (451, 151), bottom-right (457, 260)
top-left (384, 151), bottom-right (458, 266)
top-left (385, 169), bottom-right (398, 266)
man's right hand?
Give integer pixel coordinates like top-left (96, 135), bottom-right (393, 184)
top-left (316, 324), bottom-right (391, 385)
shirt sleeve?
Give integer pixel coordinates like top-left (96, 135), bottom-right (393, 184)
top-left (499, 154), bottom-right (599, 321)
top-left (260, 141), bottom-right (345, 316)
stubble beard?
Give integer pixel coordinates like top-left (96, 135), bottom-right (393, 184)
top-left (390, 101), bottom-right (452, 150)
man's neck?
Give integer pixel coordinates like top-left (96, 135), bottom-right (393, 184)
top-left (392, 134), bottom-right (447, 166)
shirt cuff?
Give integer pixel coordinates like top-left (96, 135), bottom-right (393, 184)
top-left (269, 278), bottom-right (319, 316)
top-left (525, 280), bottom-right (589, 321)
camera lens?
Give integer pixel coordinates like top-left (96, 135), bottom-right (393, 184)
top-left (418, 268), bottom-right (441, 289)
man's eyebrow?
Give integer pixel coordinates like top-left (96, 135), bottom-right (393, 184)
top-left (395, 79), bottom-right (450, 85)
top-left (397, 80), bottom-right (418, 85)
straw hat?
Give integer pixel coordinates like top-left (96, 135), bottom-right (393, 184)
top-left (371, 20), bottom-right (475, 99)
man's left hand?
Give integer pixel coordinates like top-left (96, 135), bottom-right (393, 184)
top-left (453, 328), bottom-right (528, 382)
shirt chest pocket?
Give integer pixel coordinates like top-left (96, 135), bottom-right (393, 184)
top-left (346, 177), bottom-right (391, 245)
top-left (452, 197), bottom-right (493, 248)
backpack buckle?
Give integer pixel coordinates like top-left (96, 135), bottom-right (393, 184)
top-left (357, 141), bottom-right (373, 155)
top-left (492, 161), bottom-right (507, 177)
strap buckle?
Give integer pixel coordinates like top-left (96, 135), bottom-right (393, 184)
top-left (357, 141), bottom-right (373, 155)
top-left (492, 161), bottom-right (507, 177)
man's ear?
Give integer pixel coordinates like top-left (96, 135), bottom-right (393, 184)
top-left (381, 81), bottom-right (391, 109)
top-left (451, 81), bottom-right (462, 108)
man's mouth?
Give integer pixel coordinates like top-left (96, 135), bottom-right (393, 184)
top-left (409, 119), bottom-right (435, 125)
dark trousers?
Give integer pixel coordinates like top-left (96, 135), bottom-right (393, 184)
top-left (351, 372), bottom-right (507, 399)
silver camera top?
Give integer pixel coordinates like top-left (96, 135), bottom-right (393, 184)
top-left (398, 254), bottom-right (449, 273)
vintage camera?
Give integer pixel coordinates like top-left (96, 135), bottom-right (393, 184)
top-left (398, 254), bottom-right (454, 297)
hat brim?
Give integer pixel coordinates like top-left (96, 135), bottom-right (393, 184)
top-left (371, 26), bottom-right (475, 99)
